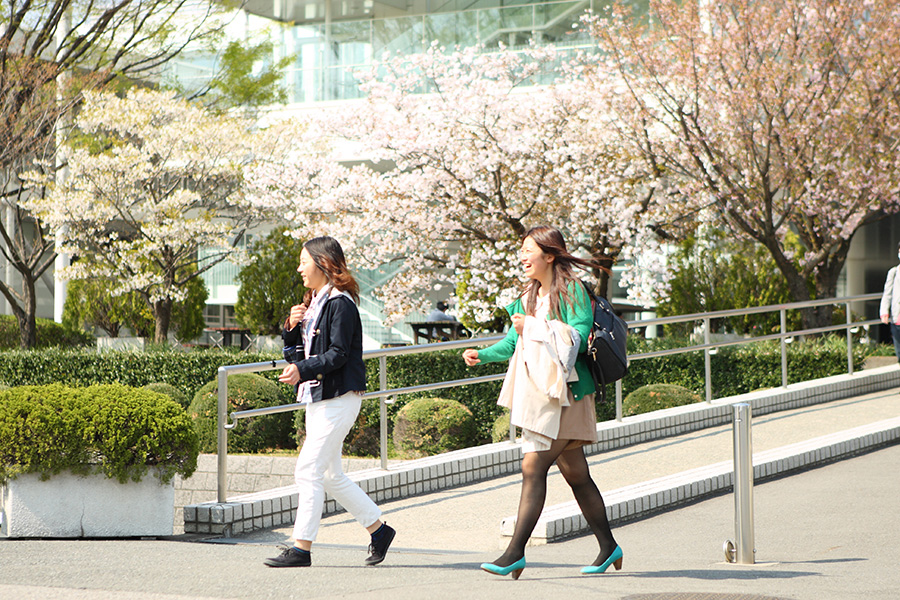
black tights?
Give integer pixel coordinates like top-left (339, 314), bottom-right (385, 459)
top-left (493, 439), bottom-right (617, 568)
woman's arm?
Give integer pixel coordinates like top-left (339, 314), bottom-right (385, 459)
top-left (564, 282), bottom-right (593, 354)
top-left (472, 299), bottom-right (523, 364)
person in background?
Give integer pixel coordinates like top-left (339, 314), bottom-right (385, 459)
top-left (462, 225), bottom-right (622, 579)
top-left (264, 236), bottom-right (395, 568)
top-left (426, 301), bottom-right (458, 340)
top-left (427, 301), bottom-right (456, 322)
top-left (880, 241), bottom-right (900, 362)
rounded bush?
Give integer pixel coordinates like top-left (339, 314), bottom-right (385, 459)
top-left (143, 382), bottom-right (189, 409)
top-left (189, 373), bottom-right (296, 453)
top-left (491, 411), bottom-right (511, 443)
top-left (623, 383), bottom-right (702, 417)
top-left (0, 383), bottom-right (198, 484)
top-left (392, 397), bottom-right (477, 457)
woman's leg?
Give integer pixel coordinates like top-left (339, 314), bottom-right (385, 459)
top-left (320, 394), bottom-right (382, 529)
top-left (292, 395), bottom-right (360, 546)
top-left (556, 446), bottom-right (618, 566)
top-left (491, 437), bottom-right (573, 567)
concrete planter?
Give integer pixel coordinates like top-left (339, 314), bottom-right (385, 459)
top-left (1, 471), bottom-right (174, 538)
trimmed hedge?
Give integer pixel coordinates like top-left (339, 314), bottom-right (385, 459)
top-left (0, 383), bottom-right (198, 484)
top-left (0, 336), bottom-right (881, 456)
top-left (392, 397), bottom-right (477, 457)
top-left (189, 373), bottom-right (296, 453)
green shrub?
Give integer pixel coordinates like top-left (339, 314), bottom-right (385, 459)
top-left (393, 397), bottom-right (477, 457)
top-left (491, 410), bottom-right (511, 443)
top-left (143, 382), bottom-right (189, 409)
top-left (623, 384), bottom-right (702, 417)
top-left (0, 347), bottom-right (282, 401)
top-left (0, 383), bottom-right (198, 484)
top-left (189, 373), bottom-right (295, 453)
top-left (0, 315), bottom-right (93, 350)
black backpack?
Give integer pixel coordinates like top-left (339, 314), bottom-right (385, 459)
top-left (581, 281), bottom-right (629, 402)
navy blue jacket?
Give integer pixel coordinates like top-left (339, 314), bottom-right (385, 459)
top-left (282, 294), bottom-right (366, 403)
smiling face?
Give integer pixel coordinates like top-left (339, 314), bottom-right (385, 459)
top-left (298, 247), bottom-right (328, 292)
top-left (520, 236), bottom-right (554, 283)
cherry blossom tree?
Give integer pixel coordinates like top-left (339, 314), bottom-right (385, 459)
top-left (585, 0), bottom-right (900, 329)
top-left (1, 0), bottom-right (232, 347)
top-left (25, 89), bottom-right (272, 343)
top-left (249, 45), bottom-right (665, 328)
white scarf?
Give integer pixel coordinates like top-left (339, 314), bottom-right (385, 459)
top-left (297, 285), bottom-right (354, 404)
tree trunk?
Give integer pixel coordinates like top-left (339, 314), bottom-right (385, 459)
top-left (15, 276), bottom-right (38, 348)
top-left (152, 298), bottom-right (173, 345)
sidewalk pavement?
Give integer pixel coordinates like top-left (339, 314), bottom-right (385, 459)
top-left (1, 387), bottom-right (898, 600)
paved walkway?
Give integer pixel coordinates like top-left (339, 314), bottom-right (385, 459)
top-left (1, 386), bottom-right (898, 600)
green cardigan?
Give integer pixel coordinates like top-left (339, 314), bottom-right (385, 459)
top-left (476, 281), bottom-right (595, 401)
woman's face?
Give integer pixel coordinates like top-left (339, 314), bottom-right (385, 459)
top-left (520, 236), bottom-right (553, 281)
top-left (298, 247), bottom-right (328, 292)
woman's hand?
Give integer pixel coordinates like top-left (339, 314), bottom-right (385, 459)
top-left (278, 364), bottom-right (301, 385)
top-left (286, 303), bottom-right (308, 330)
top-left (511, 313), bottom-right (525, 335)
top-left (462, 349), bottom-right (480, 366)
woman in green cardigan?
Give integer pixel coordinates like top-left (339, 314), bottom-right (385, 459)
top-left (463, 225), bottom-right (622, 579)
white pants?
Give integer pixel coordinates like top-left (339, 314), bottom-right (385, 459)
top-left (292, 391), bottom-right (381, 541)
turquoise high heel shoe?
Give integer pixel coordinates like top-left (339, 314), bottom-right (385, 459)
top-left (481, 556), bottom-right (526, 580)
top-left (580, 545), bottom-right (623, 574)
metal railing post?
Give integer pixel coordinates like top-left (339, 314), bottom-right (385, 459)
top-left (216, 367), bottom-right (228, 503)
top-left (615, 379), bottom-right (623, 421)
top-left (379, 355), bottom-right (389, 470)
top-left (846, 302), bottom-right (854, 376)
top-left (704, 317), bottom-right (712, 403)
top-left (780, 309), bottom-right (788, 388)
top-left (730, 402), bottom-right (755, 564)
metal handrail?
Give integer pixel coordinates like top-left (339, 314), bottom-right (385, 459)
top-left (215, 292), bottom-right (882, 502)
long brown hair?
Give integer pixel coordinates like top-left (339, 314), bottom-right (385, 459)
top-left (303, 236), bottom-right (360, 303)
top-left (521, 225), bottom-right (609, 319)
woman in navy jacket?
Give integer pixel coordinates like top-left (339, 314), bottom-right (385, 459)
top-left (264, 236), bottom-right (395, 568)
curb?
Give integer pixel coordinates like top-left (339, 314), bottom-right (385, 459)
top-left (519, 416), bottom-right (900, 543)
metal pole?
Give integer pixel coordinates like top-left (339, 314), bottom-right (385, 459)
top-left (732, 402), bottom-right (755, 564)
top-left (615, 379), bottom-right (623, 421)
top-left (846, 302), bottom-right (853, 376)
top-left (216, 367), bottom-right (228, 503)
top-left (379, 355), bottom-right (388, 470)
top-left (780, 309), bottom-right (788, 388)
top-left (704, 317), bottom-right (712, 403)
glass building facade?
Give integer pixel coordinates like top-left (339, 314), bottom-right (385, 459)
top-left (167, 0), bottom-right (643, 105)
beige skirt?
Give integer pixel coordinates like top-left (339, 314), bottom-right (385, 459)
top-left (557, 392), bottom-right (599, 451)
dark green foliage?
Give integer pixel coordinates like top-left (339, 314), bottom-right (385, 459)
top-left (392, 397), bottom-right (477, 457)
top-left (658, 234), bottom-right (801, 336)
top-left (0, 315), bottom-right (93, 350)
top-left (623, 335), bottom-right (869, 400)
top-left (170, 275), bottom-right (209, 342)
top-left (189, 373), bottom-right (295, 453)
top-left (63, 279), bottom-right (154, 337)
top-left (235, 227), bottom-right (308, 335)
top-left (0, 347), bottom-right (281, 402)
top-left (623, 384), bottom-right (702, 417)
top-left (0, 383), bottom-right (199, 484)
top-left (142, 382), bottom-right (189, 409)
